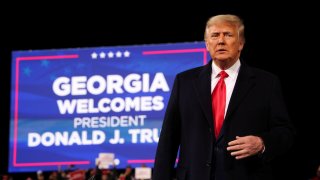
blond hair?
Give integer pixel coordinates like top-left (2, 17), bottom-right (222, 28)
top-left (204, 14), bottom-right (245, 42)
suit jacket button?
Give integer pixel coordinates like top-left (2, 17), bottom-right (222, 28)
top-left (206, 162), bottom-right (211, 167)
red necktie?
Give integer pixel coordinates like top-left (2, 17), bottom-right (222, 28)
top-left (212, 71), bottom-right (228, 138)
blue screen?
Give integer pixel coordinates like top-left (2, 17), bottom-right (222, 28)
top-left (9, 42), bottom-right (208, 172)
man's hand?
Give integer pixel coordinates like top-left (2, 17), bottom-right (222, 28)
top-left (227, 135), bottom-right (264, 160)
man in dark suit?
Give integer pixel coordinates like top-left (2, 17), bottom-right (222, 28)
top-left (153, 14), bottom-right (295, 180)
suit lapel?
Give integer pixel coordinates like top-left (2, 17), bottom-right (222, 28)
top-left (192, 62), bottom-right (256, 141)
top-left (217, 64), bottom-right (256, 141)
top-left (193, 61), bottom-right (214, 130)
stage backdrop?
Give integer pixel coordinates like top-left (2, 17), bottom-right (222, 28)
top-left (9, 42), bottom-right (208, 172)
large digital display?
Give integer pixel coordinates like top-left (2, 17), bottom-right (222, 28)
top-left (9, 42), bottom-right (208, 172)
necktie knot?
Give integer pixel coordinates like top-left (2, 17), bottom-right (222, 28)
top-left (218, 70), bottom-right (228, 79)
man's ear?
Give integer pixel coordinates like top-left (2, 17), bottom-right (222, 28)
top-left (205, 40), bottom-right (210, 51)
top-left (238, 41), bottom-right (245, 52)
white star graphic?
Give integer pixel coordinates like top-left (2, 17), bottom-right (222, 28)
top-left (99, 52), bottom-right (106, 59)
top-left (124, 50), bottom-right (130, 57)
top-left (108, 51), bottom-right (114, 58)
top-left (91, 52), bottom-right (98, 59)
top-left (116, 51), bottom-right (122, 58)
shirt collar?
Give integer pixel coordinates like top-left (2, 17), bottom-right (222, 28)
top-left (211, 59), bottom-right (241, 79)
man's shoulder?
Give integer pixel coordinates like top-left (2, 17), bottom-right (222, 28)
top-left (176, 65), bottom-right (206, 78)
top-left (245, 64), bottom-right (279, 80)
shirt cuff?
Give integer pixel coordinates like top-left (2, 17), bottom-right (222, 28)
top-left (261, 145), bottom-right (265, 154)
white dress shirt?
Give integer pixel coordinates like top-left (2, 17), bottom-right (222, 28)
top-left (211, 60), bottom-right (241, 117)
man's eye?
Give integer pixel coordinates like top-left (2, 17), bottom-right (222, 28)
top-left (210, 34), bottom-right (219, 39)
top-left (225, 33), bottom-right (233, 37)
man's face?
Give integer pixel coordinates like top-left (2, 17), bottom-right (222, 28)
top-left (205, 22), bottom-right (244, 68)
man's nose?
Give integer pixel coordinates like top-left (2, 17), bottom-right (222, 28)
top-left (217, 35), bottom-right (225, 44)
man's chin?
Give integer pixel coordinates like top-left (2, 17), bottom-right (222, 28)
top-left (215, 57), bottom-right (230, 62)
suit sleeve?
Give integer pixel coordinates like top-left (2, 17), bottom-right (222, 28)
top-left (153, 75), bottom-right (181, 180)
top-left (259, 76), bottom-right (295, 162)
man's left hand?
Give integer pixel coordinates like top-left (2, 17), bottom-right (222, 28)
top-left (227, 135), bottom-right (264, 160)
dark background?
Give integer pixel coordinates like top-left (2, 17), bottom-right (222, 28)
top-left (1, 1), bottom-right (319, 179)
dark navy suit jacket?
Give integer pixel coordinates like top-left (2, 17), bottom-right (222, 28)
top-left (153, 61), bottom-right (295, 180)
